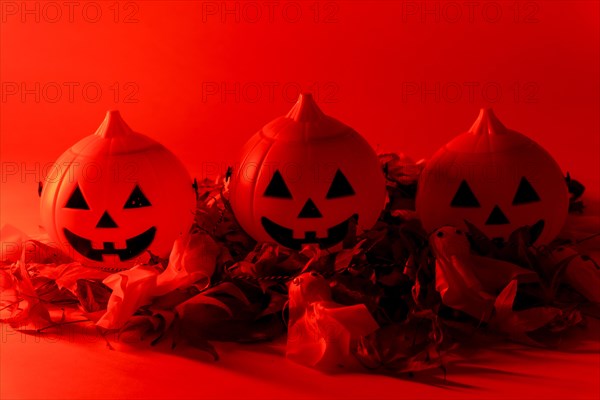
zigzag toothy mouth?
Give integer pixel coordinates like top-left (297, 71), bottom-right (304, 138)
top-left (63, 227), bottom-right (156, 262)
top-left (261, 214), bottom-right (358, 250)
top-left (464, 219), bottom-right (545, 247)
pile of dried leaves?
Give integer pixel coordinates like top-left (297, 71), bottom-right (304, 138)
top-left (1, 154), bottom-right (598, 374)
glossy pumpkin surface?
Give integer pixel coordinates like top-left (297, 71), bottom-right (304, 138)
top-left (40, 111), bottom-right (196, 268)
top-left (230, 93), bottom-right (386, 250)
top-left (416, 108), bottom-right (569, 245)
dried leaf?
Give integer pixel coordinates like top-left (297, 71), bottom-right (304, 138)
top-left (75, 279), bottom-right (112, 313)
top-left (96, 266), bottom-right (160, 329)
top-left (492, 280), bottom-right (561, 342)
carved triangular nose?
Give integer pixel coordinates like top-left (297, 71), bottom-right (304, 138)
top-left (485, 205), bottom-right (510, 225)
top-left (298, 198), bottom-right (323, 218)
top-left (96, 211), bottom-right (118, 228)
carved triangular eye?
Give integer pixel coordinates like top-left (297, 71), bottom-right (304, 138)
top-left (264, 170), bottom-right (292, 199)
top-left (450, 180), bottom-right (480, 208)
top-left (65, 185), bottom-right (90, 209)
top-left (326, 169), bottom-right (355, 199)
top-left (124, 185), bottom-right (151, 209)
top-left (512, 177), bottom-right (540, 205)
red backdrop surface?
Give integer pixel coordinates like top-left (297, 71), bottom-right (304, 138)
top-left (1, 1), bottom-right (599, 399)
top-left (1, 0), bottom-right (599, 233)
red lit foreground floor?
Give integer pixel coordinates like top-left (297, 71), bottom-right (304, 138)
top-left (1, 319), bottom-right (599, 400)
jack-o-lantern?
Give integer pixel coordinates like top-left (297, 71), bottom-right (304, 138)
top-left (230, 93), bottom-right (386, 250)
top-left (416, 108), bottom-right (569, 245)
top-left (40, 110), bottom-right (196, 269)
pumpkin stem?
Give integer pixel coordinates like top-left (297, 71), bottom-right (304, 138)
top-left (469, 108), bottom-right (507, 136)
top-left (94, 110), bottom-right (135, 138)
top-left (286, 93), bottom-right (325, 122)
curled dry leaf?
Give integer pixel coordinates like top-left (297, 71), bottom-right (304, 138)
top-left (287, 272), bottom-right (379, 370)
top-left (491, 280), bottom-right (562, 344)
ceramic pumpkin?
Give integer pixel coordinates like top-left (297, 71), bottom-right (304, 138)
top-left (416, 108), bottom-right (568, 245)
top-left (40, 110), bottom-right (196, 269)
top-left (229, 93), bottom-right (386, 250)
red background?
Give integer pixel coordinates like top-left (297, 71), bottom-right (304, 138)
top-left (1, 0), bottom-right (599, 233)
top-left (1, 2), bottom-right (599, 398)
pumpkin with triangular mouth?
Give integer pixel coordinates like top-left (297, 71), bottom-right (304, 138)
top-left (416, 108), bottom-right (569, 245)
top-left (40, 111), bottom-right (196, 269)
top-left (229, 93), bottom-right (386, 250)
